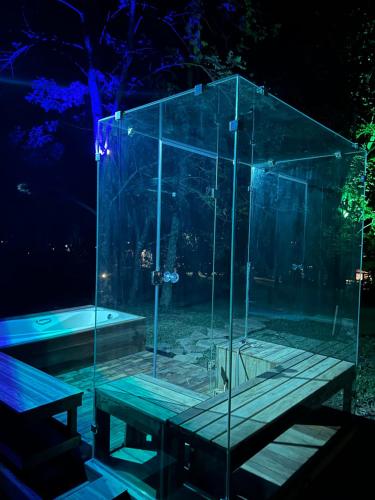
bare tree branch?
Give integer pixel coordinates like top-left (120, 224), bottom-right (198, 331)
top-left (99, 11), bottom-right (111, 45)
top-left (0, 45), bottom-right (32, 74)
top-left (55, 0), bottom-right (84, 22)
top-left (150, 61), bottom-right (215, 81)
top-left (159, 18), bottom-right (189, 51)
top-left (109, 5), bottom-right (129, 22)
top-left (22, 30), bottom-right (84, 51)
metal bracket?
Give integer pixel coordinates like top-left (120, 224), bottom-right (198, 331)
top-left (352, 142), bottom-right (359, 150)
top-left (263, 159), bottom-right (276, 172)
top-left (115, 110), bottom-right (123, 120)
top-left (151, 271), bottom-right (164, 286)
top-left (95, 152), bottom-right (101, 161)
top-left (194, 83), bottom-right (204, 96)
top-left (207, 187), bottom-right (218, 199)
top-left (334, 151), bottom-right (342, 159)
top-left (256, 85), bottom-right (265, 95)
top-left (229, 119), bottom-right (238, 132)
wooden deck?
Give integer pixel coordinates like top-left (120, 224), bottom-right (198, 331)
top-left (55, 343), bottom-right (355, 497)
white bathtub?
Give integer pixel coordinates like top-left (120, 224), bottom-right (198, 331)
top-left (0, 306), bottom-right (144, 349)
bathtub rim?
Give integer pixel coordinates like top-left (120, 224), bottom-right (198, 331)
top-left (0, 304), bottom-right (144, 322)
top-left (0, 304), bottom-right (146, 349)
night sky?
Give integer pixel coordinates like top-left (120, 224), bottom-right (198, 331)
top-left (0, 0), bottom-right (371, 316)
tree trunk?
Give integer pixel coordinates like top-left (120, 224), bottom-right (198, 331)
top-left (129, 212), bottom-right (151, 304)
top-left (160, 213), bottom-right (179, 309)
top-left (80, 9), bottom-right (103, 139)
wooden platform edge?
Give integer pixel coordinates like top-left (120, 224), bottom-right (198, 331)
top-left (0, 461), bottom-right (42, 500)
top-left (269, 407), bottom-right (361, 500)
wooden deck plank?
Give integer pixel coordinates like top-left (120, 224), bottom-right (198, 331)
top-left (98, 378), bottom-right (204, 416)
top-left (118, 374), bottom-right (207, 406)
top-left (253, 361), bottom-right (353, 423)
top-left (172, 351), bottom-right (314, 428)
top-left (232, 358), bottom-right (342, 419)
top-left (267, 347), bottom-right (306, 365)
top-left (96, 385), bottom-right (177, 423)
top-left (242, 455), bottom-right (288, 485)
top-left (214, 360), bottom-right (352, 449)
top-left (274, 424), bottom-right (339, 447)
top-left (135, 373), bottom-right (207, 401)
top-left (56, 350), bottom-right (211, 446)
top-left (0, 352), bottom-right (82, 414)
top-left (196, 357), bottom-right (337, 442)
top-left (242, 424), bottom-right (338, 486)
top-left (181, 354), bottom-right (327, 436)
top-left (252, 345), bottom-right (294, 362)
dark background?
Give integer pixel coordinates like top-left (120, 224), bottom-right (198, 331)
top-left (0, 0), bottom-right (373, 317)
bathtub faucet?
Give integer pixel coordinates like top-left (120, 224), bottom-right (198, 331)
top-left (35, 318), bottom-right (52, 325)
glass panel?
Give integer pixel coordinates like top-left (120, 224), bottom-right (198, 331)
top-left (239, 74), bottom-right (354, 163)
top-left (94, 75), bottom-right (365, 499)
top-left (155, 143), bottom-right (216, 383)
top-left (95, 106), bottom-right (161, 495)
top-left (94, 78), bottom-right (238, 498)
top-left (246, 153), bottom-right (364, 361)
top-left (162, 76), bottom-right (238, 161)
top-left (226, 78), bottom-right (365, 498)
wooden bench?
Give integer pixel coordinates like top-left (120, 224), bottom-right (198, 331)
top-left (0, 352), bottom-right (83, 470)
top-left (94, 373), bottom-right (208, 498)
top-left (168, 348), bottom-right (355, 497)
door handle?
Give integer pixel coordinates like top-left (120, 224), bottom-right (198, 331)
top-left (151, 271), bottom-right (180, 285)
top-left (163, 271), bottom-right (179, 284)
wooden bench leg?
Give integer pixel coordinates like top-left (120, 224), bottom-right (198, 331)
top-left (67, 406), bottom-right (78, 435)
top-left (343, 381), bottom-right (353, 413)
top-left (95, 408), bottom-right (111, 458)
top-left (125, 424), bottom-right (149, 449)
top-left (164, 430), bottom-right (186, 498)
top-left (189, 448), bottom-right (226, 498)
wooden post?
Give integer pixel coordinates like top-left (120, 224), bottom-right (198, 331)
top-left (95, 408), bottom-right (111, 458)
top-left (125, 424), bottom-right (148, 449)
top-left (67, 406), bottom-right (78, 435)
top-left (343, 380), bottom-right (353, 413)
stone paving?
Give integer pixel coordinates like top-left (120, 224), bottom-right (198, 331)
top-left (161, 318), bottom-right (267, 365)
top-left (153, 314), bottom-right (355, 366)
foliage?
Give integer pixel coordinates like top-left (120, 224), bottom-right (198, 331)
top-left (340, 153), bottom-right (373, 232)
top-left (344, 5), bottom-right (375, 285)
top-left (10, 121), bottom-right (64, 162)
top-left (357, 121), bottom-right (375, 231)
top-left (1, 0), bottom-right (270, 159)
top-left (347, 9), bottom-right (374, 131)
top-left (25, 78), bottom-right (87, 113)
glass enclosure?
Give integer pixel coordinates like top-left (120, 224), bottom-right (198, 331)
top-left (94, 75), bottom-right (365, 498)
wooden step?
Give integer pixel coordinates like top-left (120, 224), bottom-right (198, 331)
top-left (241, 424), bottom-right (338, 486)
top-left (58, 476), bottom-right (130, 499)
top-left (0, 416), bottom-right (80, 470)
top-left (0, 461), bottom-right (42, 499)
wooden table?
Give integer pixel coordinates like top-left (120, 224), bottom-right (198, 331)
top-left (94, 373), bottom-right (208, 497)
top-left (0, 352), bottom-right (83, 470)
top-left (169, 348), bottom-right (355, 497)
